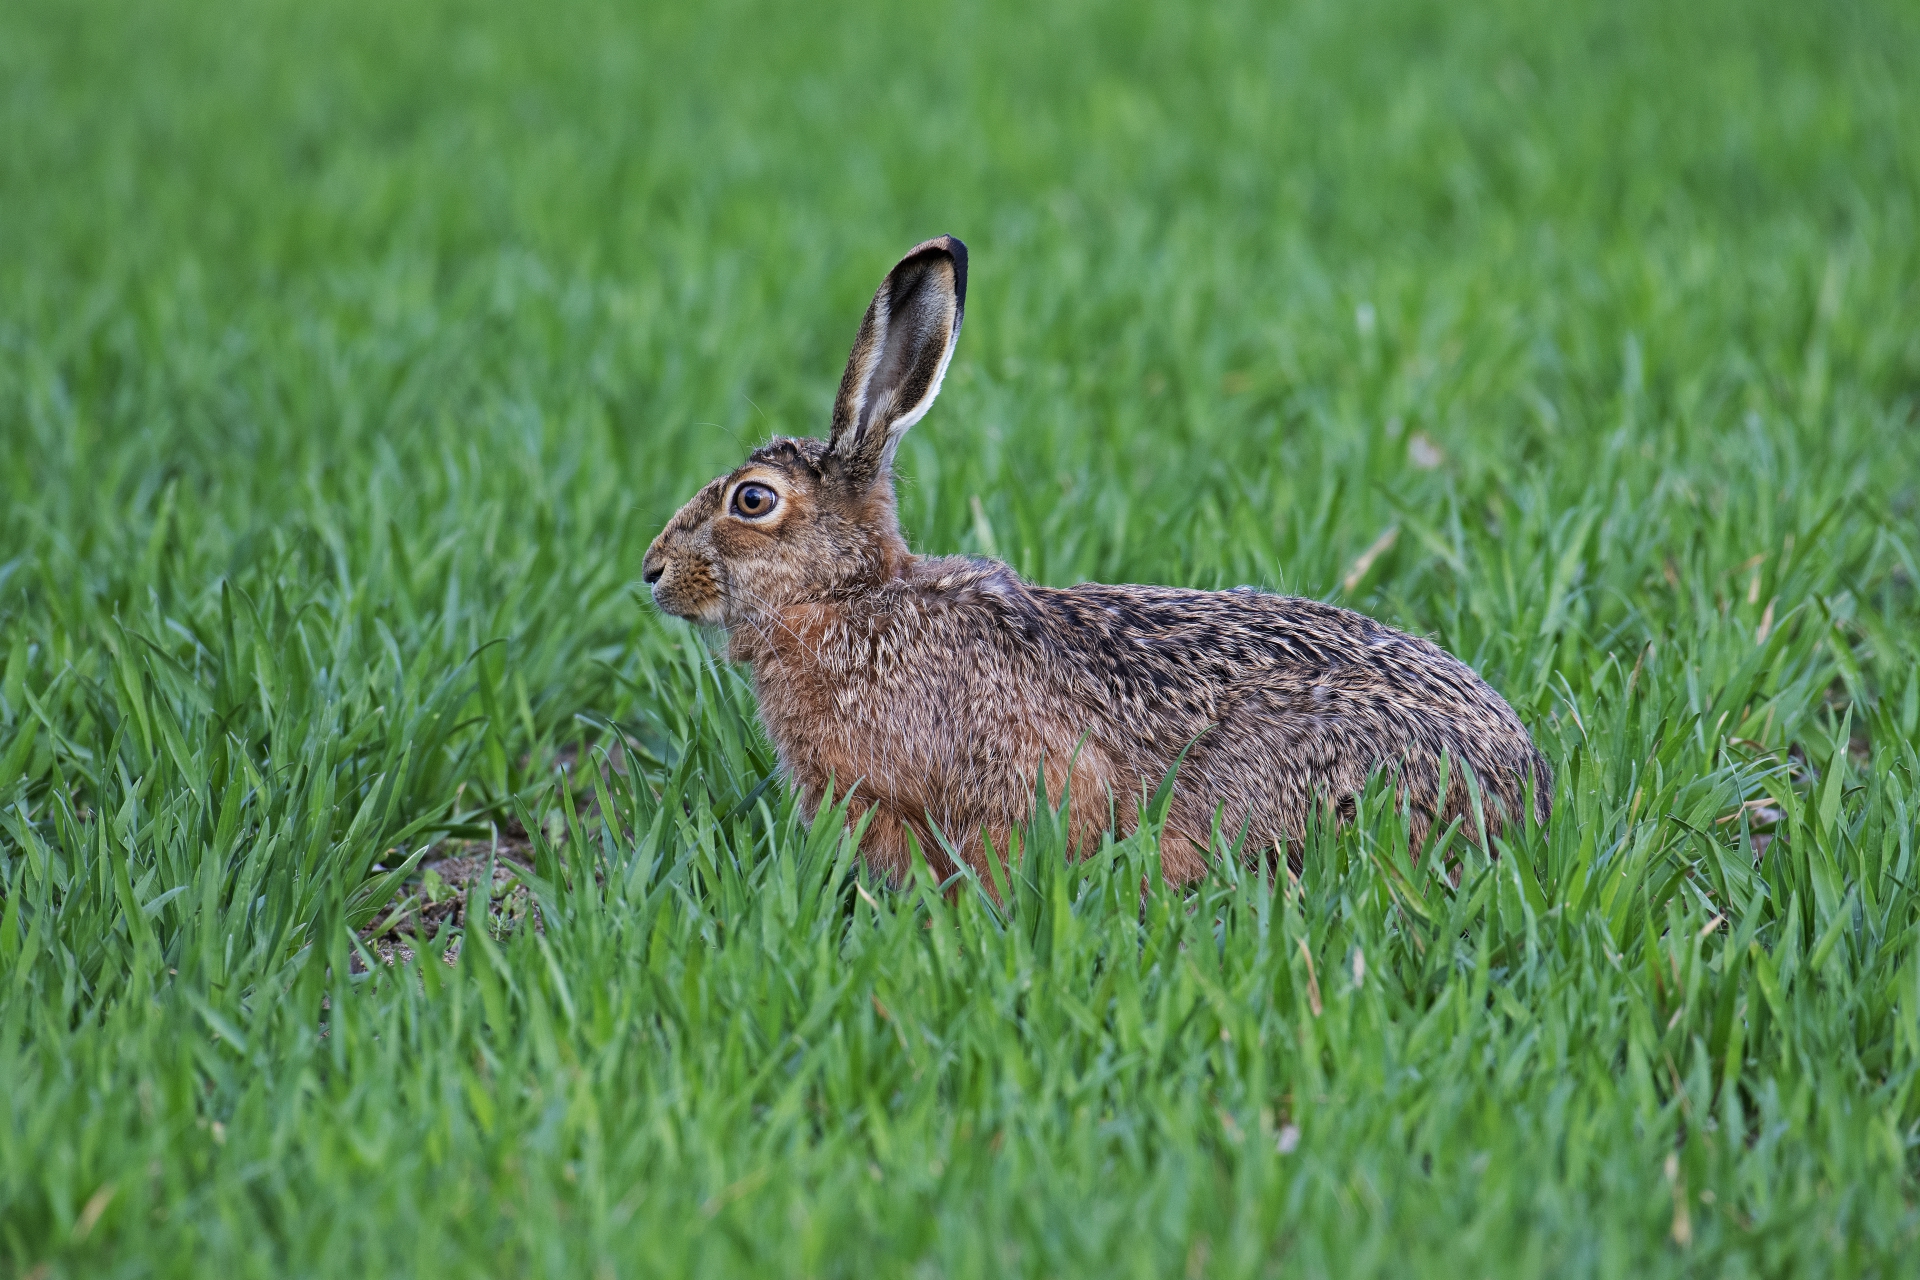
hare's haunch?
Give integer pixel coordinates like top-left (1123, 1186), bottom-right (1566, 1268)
top-left (643, 237), bottom-right (1550, 884)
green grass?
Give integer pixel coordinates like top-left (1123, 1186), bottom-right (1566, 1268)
top-left (3, 0), bottom-right (1920, 1273)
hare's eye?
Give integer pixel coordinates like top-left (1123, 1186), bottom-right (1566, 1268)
top-left (732, 483), bottom-right (778, 519)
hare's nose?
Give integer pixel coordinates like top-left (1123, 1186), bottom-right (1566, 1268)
top-left (641, 550), bottom-right (665, 585)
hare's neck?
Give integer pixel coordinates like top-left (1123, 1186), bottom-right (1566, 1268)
top-left (847, 485), bottom-right (912, 580)
top-left (725, 594), bottom-right (839, 674)
top-left (732, 601), bottom-right (859, 792)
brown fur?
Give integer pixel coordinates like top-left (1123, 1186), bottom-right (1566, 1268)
top-left (643, 236), bottom-right (1551, 887)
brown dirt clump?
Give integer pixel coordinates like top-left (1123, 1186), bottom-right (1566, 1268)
top-left (356, 833), bottom-right (544, 969)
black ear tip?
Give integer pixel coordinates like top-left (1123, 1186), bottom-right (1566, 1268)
top-left (902, 235), bottom-right (968, 311)
top-left (932, 234), bottom-right (967, 271)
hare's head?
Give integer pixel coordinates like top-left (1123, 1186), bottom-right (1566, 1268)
top-left (643, 236), bottom-right (967, 627)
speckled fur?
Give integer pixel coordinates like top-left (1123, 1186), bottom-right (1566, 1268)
top-left (643, 236), bottom-right (1551, 886)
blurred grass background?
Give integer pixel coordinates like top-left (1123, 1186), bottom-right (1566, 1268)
top-left (2, 0), bottom-right (1919, 1275)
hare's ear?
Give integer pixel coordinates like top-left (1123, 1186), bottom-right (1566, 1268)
top-left (827, 235), bottom-right (967, 487)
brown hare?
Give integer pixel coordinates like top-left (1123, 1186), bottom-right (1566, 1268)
top-left (643, 236), bottom-right (1550, 886)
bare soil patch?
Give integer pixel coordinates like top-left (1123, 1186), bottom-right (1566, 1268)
top-left (356, 831), bottom-right (544, 969)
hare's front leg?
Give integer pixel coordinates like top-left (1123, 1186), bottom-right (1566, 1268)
top-left (849, 801), bottom-right (959, 887)
top-left (1149, 821), bottom-right (1213, 886)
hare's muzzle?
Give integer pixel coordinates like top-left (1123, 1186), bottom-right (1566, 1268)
top-left (640, 534), bottom-right (724, 624)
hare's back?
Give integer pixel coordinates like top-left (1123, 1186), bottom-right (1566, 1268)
top-left (1041, 583), bottom-right (1480, 702)
top-left (1032, 582), bottom-right (1547, 836)
top-left (1038, 582), bottom-right (1537, 761)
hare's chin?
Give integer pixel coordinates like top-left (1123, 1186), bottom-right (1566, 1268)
top-left (650, 585), bottom-right (721, 625)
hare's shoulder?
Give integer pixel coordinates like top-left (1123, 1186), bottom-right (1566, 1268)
top-left (905, 554), bottom-right (1030, 601)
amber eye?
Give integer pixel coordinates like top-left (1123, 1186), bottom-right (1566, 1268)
top-left (731, 483), bottom-right (779, 519)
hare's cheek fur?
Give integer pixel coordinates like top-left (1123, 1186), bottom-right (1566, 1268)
top-left (708, 522), bottom-right (810, 612)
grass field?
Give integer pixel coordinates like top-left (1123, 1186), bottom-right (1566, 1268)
top-left (4, 0), bottom-right (1920, 1274)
